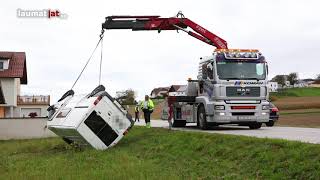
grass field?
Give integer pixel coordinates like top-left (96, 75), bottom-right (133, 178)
top-left (1, 127), bottom-right (320, 179)
top-left (270, 87), bottom-right (320, 98)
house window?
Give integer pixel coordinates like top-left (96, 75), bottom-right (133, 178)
top-left (0, 59), bottom-right (9, 70)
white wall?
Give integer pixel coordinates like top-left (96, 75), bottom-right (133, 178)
top-left (16, 78), bottom-right (21, 95)
top-left (0, 118), bottom-right (56, 140)
top-left (0, 78), bottom-right (19, 106)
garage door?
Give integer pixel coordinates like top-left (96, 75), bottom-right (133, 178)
top-left (21, 108), bottom-right (41, 118)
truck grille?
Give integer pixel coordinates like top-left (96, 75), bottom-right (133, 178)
top-left (226, 87), bottom-right (260, 97)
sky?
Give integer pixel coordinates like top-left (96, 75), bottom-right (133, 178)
top-left (1, 0), bottom-right (319, 102)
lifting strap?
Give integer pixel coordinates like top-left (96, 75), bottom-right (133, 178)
top-left (70, 29), bottom-right (105, 90)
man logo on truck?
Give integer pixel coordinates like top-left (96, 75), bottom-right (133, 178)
top-left (236, 88), bottom-right (251, 96)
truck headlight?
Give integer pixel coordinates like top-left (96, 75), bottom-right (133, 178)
top-left (215, 105), bottom-right (225, 110)
top-left (262, 105), bottom-right (269, 110)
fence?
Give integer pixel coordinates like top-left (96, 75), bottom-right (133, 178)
top-left (17, 95), bottom-right (50, 105)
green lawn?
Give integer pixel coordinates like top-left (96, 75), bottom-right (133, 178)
top-left (1, 127), bottom-right (320, 179)
top-left (271, 87), bottom-right (320, 98)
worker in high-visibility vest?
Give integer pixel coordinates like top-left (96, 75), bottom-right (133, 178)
top-left (140, 95), bottom-right (154, 128)
top-left (134, 104), bottom-right (140, 122)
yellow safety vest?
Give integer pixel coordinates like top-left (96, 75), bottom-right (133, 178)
top-left (140, 99), bottom-right (154, 111)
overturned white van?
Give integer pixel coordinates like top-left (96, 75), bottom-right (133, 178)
top-left (47, 85), bottom-right (134, 150)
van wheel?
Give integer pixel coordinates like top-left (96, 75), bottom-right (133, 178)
top-left (249, 123), bottom-right (262, 129)
top-left (198, 105), bottom-right (209, 130)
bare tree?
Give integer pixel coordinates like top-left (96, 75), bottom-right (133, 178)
top-left (116, 89), bottom-right (136, 105)
top-left (272, 75), bottom-right (286, 86)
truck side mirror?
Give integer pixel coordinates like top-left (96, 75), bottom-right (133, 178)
top-left (202, 64), bottom-right (208, 79)
top-left (207, 63), bottom-right (213, 79)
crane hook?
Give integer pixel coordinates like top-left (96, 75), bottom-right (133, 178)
top-left (176, 11), bottom-right (185, 18)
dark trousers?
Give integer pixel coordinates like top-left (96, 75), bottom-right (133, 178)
top-left (135, 112), bottom-right (140, 122)
top-left (143, 109), bottom-right (153, 124)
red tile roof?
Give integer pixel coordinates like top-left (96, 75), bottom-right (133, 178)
top-left (0, 51), bottom-right (27, 84)
top-left (168, 85), bottom-right (184, 92)
top-left (313, 80), bottom-right (320, 84)
top-left (150, 87), bottom-right (170, 96)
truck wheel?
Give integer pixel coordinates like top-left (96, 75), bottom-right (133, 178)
top-left (197, 105), bottom-right (209, 130)
top-left (249, 123), bottom-right (262, 129)
top-left (266, 121), bottom-right (275, 127)
top-left (173, 120), bottom-right (186, 127)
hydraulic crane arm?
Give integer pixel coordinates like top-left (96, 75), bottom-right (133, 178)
top-left (102, 13), bottom-right (228, 49)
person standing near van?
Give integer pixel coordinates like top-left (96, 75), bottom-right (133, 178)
top-left (134, 104), bottom-right (140, 122)
top-left (140, 95), bottom-right (154, 128)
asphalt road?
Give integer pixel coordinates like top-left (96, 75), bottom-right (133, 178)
top-left (135, 120), bottom-right (320, 144)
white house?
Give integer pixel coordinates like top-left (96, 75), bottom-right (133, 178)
top-left (294, 80), bottom-right (309, 88)
top-left (168, 85), bottom-right (187, 96)
top-left (267, 81), bottom-right (278, 92)
top-left (0, 51), bottom-right (50, 118)
top-left (150, 87), bottom-right (170, 98)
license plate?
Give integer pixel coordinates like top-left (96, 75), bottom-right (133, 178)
top-left (237, 116), bottom-right (256, 121)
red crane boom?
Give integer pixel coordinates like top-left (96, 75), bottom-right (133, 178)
top-left (102, 13), bottom-right (228, 49)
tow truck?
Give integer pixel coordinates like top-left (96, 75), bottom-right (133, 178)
top-left (102, 12), bottom-right (269, 129)
top-left (48, 12), bottom-right (269, 150)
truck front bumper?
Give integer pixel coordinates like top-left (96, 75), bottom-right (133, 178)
top-left (207, 113), bottom-right (269, 123)
top-left (205, 102), bottom-right (270, 124)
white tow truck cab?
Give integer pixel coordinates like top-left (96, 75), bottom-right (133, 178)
top-left (165, 49), bottom-right (270, 129)
top-left (47, 85), bottom-right (134, 150)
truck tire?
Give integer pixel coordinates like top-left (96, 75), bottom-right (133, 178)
top-left (266, 121), bottom-right (275, 127)
top-left (249, 123), bottom-right (262, 129)
top-left (173, 120), bottom-right (186, 127)
top-left (197, 105), bottom-right (209, 130)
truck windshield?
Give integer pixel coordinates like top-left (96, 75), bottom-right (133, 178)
top-left (216, 61), bottom-right (266, 80)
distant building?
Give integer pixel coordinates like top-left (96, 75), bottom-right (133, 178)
top-left (267, 81), bottom-right (278, 92)
top-left (302, 79), bottom-right (315, 86)
top-left (168, 85), bottom-right (184, 93)
top-left (0, 51), bottom-right (50, 118)
top-left (151, 85), bottom-right (188, 97)
top-left (168, 85), bottom-right (187, 96)
top-left (310, 80), bottom-right (320, 88)
top-left (294, 80), bottom-right (309, 88)
top-left (284, 81), bottom-right (291, 88)
top-left (150, 87), bottom-right (170, 98)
